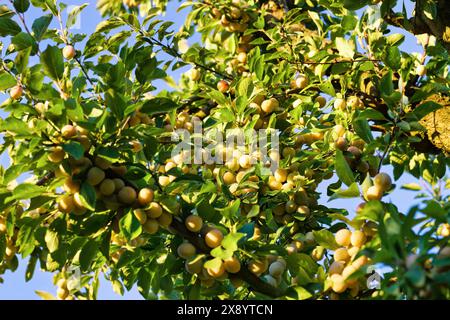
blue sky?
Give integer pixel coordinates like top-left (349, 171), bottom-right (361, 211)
top-left (0, 0), bottom-right (435, 300)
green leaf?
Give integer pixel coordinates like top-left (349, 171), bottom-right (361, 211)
top-left (335, 37), bottom-right (355, 59)
top-left (341, 15), bottom-right (357, 31)
top-left (40, 45), bottom-right (64, 81)
top-left (421, 200), bottom-right (446, 221)
top-left (0, 18), bottom-right (21, 36)
top-left (219, 199), bottom-right (241, 219)
top-left (140, 97), bottom-right (178, 115)
top-left (62, 141), bottom-right (84, 160)
top-left (25, 254), bottom-right (37, 281)
top-left (67, 3), bottom-right (88, 29)
top-left (319, 81), bottom-right (336, 97)
top-left (79, 183), bottom-right (96, 211)
top-left (312, 230), bottom-right (339, 250)
top-left (355, 200), bottom-right (384, 222)
top-left (293, 286), bottom-right (313, 300)
top-left (358, 109), bottom-right (386, 121)
top-left (11, 32), bottom-right (35, 50)
top-left (96, 146), bottom-right (120, 162)
top-left (119, 210), bottom-right (142, 241)
top-left (343, 0), bottom-right (368, 10)
top-left (287, 253), bottom-right (318, 276)
top-left (380, 70), bottom-right (394, 96)
top-left (203, 257), bottom-right (222, 270)
top-left (6, 184), bottom-right (45, 202)
top-left (44, 229), bottom-right (59, 253)
top-left (221, 232), bottom-right (245, 252)
top-left (329, 182), bottom-right (360, 200)
top-left (335, 150), bottom-right (354, 186)
top-left (386, 34), bottom-right (405, 46)
top-left (104, 89), bottom-right (125, 119)
top-left (385, 46), bottom-right (401, 70)
top-left (0, 234), bottom-right (5, 263)
top-left (35, 290), bottom-right (57, 300)
top-left (13, 0), bottom-right (30, 13)
top-left (401, 183), bottom-right (422, 191)
top-left (0, 72), bottom-right (17, 90)
top-left (410, 101), bottom-right (442, 120)
top-left (353, 118), bottom-right (373, 143)
top-left (32, 14), bottom-right (52, 41)
top-left (80, 240), bottom-right (98, 272)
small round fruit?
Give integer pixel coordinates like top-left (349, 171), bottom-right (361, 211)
top-left (117, 186), bottom-right (137, 204)
top-left (334, 248), bottom-right (350, 262)
top-left (61, 125), bottom-right (77, 139)
top-left (274, 168), bottom-right (288, 183)
top-left (416, 64), bottom-right (426, 76)
top-left (138, 188), bottom-right (154, 206)
top-left (10, 85), bottom-right (23, 100)
top-left (223, 256), bottom-right (241, 273)
top-left (248, 258), bottom-right (268, 275)
top-left (268, 261), bottom-right (285, 277)
top-left (264, 275), bottom-right (278, 287)
top-left (143, 219), bottom-right (159, 234)
top-left (57, 195), bottom-right (75, 213)
top-left (334, 137), bottom-right (348, 151)
top-left (331, 274), bottom-right (347, 293)
top-left (158, 212), bottom-right (173, 228)
top-left (146, 202), bottom-right (163, 218)
top-left (315, 96), bottom-right (326, 107)
top-left (86, 167), bottom-right (105, 186)
top-left (57, 287), bottom-right (69, 300)
top-left (365, 185), bottom-right (383, 201)
top-left (329, 261), bottom-right (345, 275)
top-left (374, 173), bottom-right (392, 192)
top-left (185, 215), bottom-right (203, 233)
top-left (333, 98), bottom-right (346, 110)
top-left (295, 75), bottom-right (308, 89)
top-left (239, 155), bottom-right (253, 169)
top-left (177, 242), bottom-right (196, 259)
top-left (63, 45), bottom-right (76, 60)
top-left (48, 147), bottom-right (65, 163)
top-left (222, 171), bottom-right (236, 185)
top-left (237, 52), bottom-right (247, 63)
top-left (63, 177), bottom-right (80, 194)
top-left (206, 260), bottom-right (226, 278)
top-left (113, 178), bottom-right (125, 190)
top-left (99, 179), bottom-right (115, 196)
top-left (335, 229), bottom-right (352, 247)
top-left (261, 98), bottom-right (279, 113)
top-left (189, 68), bottom-right (201, 81)
top-left (134, 209), bottom-right (147, 225)
top-left (350, 230), bottom-right (366, 248)
top-left (205, 229), bottom-right (224, 248)
top-left (217, 80), bottom-right (229, 93)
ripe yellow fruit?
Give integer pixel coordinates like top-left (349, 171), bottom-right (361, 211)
top-left (159, 175), bottom-right (171, 186)
top-left (57, 287), bottom-right (69, 300)
top-left (111, 165), bottom-right (127, 176)
top-left (248, 258), bottom-right (268, 275)
top-left (342, 265), bottom-right (357, 284)
top-left (347, 246), bottom-right (359, 260)
top-left (158, 211), bottom-right (173, 228)
top-left (333, 98), bottom-right (346, 110)
top-left (416, 64), bottom-right (426, 76)
top-left (63, 45), bottom-right (76, 60)
top-left (334, 247), bottom-right (350, 262)
top-left (296, 205), bottom-right (310, 216)
top-left (331, 274), bottom-right (347, 293)
top-left (223, 256), bottom-right (241, 273)
top-left (334, 137), bottom-right (348, 151)
top-left (99, 179), bottom-right (115, 196)
top-left (335, 229), bottom-right (352, 247)
top-left (206, 260), bottom-right (226, 278)
top-left (57, 195), bottom-right (75, 213)
top-left (223, 171), bottom-right (236, 185)
top-left (10, 85), bottom-right (23, 100)
top-left (143, 218), bottom-right (159, 234)
top-left (61, 125), bottom-right (77, 139)
top-left (311, 246), bottom-right (325, 261)
top-left (189, 68), bottom-right (201, 81)
top-left (237, 52), bottom-right (247, 63)
top-left (0, 217), bottom-right (6, 233)
top-left (261, 98), bottom-right (279, 113)
top-left (329, 261), bottom-right (345, 275)
top-left (146, 202), bottom-right (163, 218)
top-left (373, 173), bottom-right (392, 192)
top-left (117, 186), bottom-right (137, 204)
top-left (365, 185), bottom-right (383, 201)
top-left (185, 215), bottom-right (203, 232)
top-left (352, 255), bottom-right (369, 269)
top-left (63, 177), bottom-right (80, 194)
top-left (87, 167), bottom-right (105, 186)
top-left (138, 188), bottom-right (154, 206)
top-left (350, 230), bottom-right (366, 247)
top-left (133, 209), bottom-right (147, 225)
top-left (268, 261), bottom-right (285, 277)
top-left (48, 146), bottom-right (65, 163)
top-left (239, 155), bottom-right (253, 169)
top-left (295, 75), bottom-right (308, 89)
top-left (268, 176), bottom-right (282, 190)
top-left (285, 200), bottom-right (297, 214)
top-left (177, 242), bottom-right (196, 259)
top-left (274, 168), bottom-right (288, 183)
top-left (205, 229), bottom-right (224, 248)
top-left (35, 102), bottom-right (48, 114)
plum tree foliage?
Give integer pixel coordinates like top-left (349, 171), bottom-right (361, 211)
top-left (0, 0), bottom-right (449, 300)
